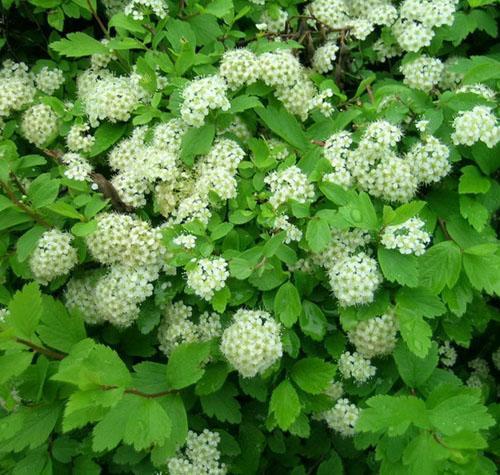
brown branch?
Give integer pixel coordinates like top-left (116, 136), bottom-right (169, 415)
top-left (438, 218), bottom-right (452, 241)
top-left (10, 173), bottom-right (27, 196)
top-left (86, 0), bottom-right (110, 40)
top-left (0, 181), bottom-right (51, 228)
top-left (102, 385), bottom-right (174, 399)
top-left (90, 172), bottom-right (133, 213)
top-left (16, 338), bottom-right (66, 360)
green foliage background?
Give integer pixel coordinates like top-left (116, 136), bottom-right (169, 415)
top-left (0, 0), bottom-right (499, 473)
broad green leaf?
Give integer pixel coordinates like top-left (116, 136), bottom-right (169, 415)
top-left (459, 195), bottom-right (489, 232)
top-left (396, 288), bottom-right (446, 318)
top-left (418, 241), bottom-right (462, 293)
top-left (180, 124), bottom-right (215, 165)
top-left (393, 341), bottom-right (438, 387)
top-left (402, 432), bottom-right (449, 475)
top-left (195, 362), bottom-right (229, 396)
top-left (377, 247), bottom-right (419, 287)
top-left (7, 282), bottom-right (43, 338)
top-left (200, 382), bottom-right (241, 424)
top-left (50, 32), bottom-right (108, 57)
top-left (269, 380), bottom-right (301, 430)
top-left (88, 123), bottom-right (127, 157)
top-left (463, 252), bottom-right (500, 296)
top-left (165, 341), bottom-right (211, 389)
top-left (300, 300), bottom-right (327, 341)
top-left (16, 225), bottom-right (45, 262)
top-left (306, 217), bottom-right (330, 253)
top-left (0, 351), bottom-right (33, 384)
top-left (274, 282), bottom-right (302, 328)
top-left (396, 306), bottom-right (433, 358)
top-left (384, 201), bottom-right (426, 226)
top-left (357, 395), bottom-right (429, 436)
top-left (291, 358), bottom-right (336, 394)
top-left (458, 165), bottom-right (491, 194)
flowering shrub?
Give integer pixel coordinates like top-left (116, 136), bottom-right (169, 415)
top-left (0, 0), bottom-right (499, 473)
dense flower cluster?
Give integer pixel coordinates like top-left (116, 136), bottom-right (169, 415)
top-left (338, 351), bottom-right (377, 383)
top-left (157, 301), bottom-right (221, 355)
top-left (29, 230), bottom-right (78, 284)
top-left (324, 381), bottom-right (344, 401)
top-left (400, 55), bottom-right (444, 92)
top-left (168, 430), bottom-right (226, 475)
top-left (322, 398), bottom-right (360, 437)
top-left (124, 0), bottom-right (169, 20)
top-left (65, 271), bottom-right (103, 325)
top-left (348, 311), bottom-right (398, 358)
top-left (219, 49), bottom-right (260, 90)
top-left (0, 60), bottom-right (36, 118)
top-left (439, 341), bottom-right (457, 367)
top-left (256, 8), bottom-right (288, 33)
top-left (265, 166), bottom-right (314, 209)
top-left (61, 152), bottom-right (93, 181)
top-left (407, 136), bottom-right (451, 184)
top-left (451, 106), bottom-right (500, 148)
top-left (273, 215), bottom-right (303, 243)
top-left (220, 309), bottom-right (283, 377)
top-left (34, 67), bottom-right (64, 95)
top-left (381, 217), bottom-right (431, 256)
top-left (186, 257), bottom-right (229, 301)
top-left (21, 103), bottom-right (58, 147)
top-left (66, 123), bottom-right (95, 153)
top-left (328, 252), bottom-right (382, 306)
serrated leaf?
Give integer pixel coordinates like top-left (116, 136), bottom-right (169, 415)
top-left (393, 341), bottom-right (438, 388)
top-left (291, 358), bottom-right (336, 394)
top-left (200, 383), bottom-right (241, 423)
top-left (50, 32), bottom-right (108, 57)
top-left (7, 282), bottom-right (43, 338)
top-left (16, 225), bottom-right (45, 262)
top-left (88, 123), bottom-right (127, 158)
top-left (396, 307), bottom-right (432, 358)
top-left (377, 247), bottom-right (419, 287)
top-left (306, 217), bottom-right (330, 253)
top-left (357, 395), bottom-right (429, 436)
top-left (180, 124), bottom-right (215, 165)
top-left (166, 341), bottom-right (211, 389)
top-left (402, 432), bottom-right (449, 475)
top-left (274, 282), bottom-right (302, 328)
top-left (269, 380), bottom-right (301, 430)
top-left (396, 288), bottom-right (446, 318)
top-left (195, 362), bottom-right (229, 396)
top-left (418, 241), bottom-right (462, 293)
top-left (463, 252), bottom-right (500, 296)
top-left (459, 165), bottom-right (491, 194)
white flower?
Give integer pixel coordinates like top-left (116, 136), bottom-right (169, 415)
top-left (400, 55), bottom-right (444, 92)
top-left (0, 60), bottom-right (36, 118)
top-left (65, 271), bottom-right (104, 325)
top-left (29, 230), bottom-right (78, 284)
top-left (381, 217), bottom-right (431, 256)
top-left (173, 233), bottom-right (197, 249)
top-left (219, 49), bottom-right (260, 90)
top-left (186, 257), bottom-right (229, 301)
top-left (21, 103), bottom-right (58, 147)
top-left (66, 123), bottom-right (95, 153)
top-left (35, 67), bottom-right (65, 95)
top-left (439, 341), bottom-right (457, 367)
top-left (338, 351), bottom-right (377, 383)
top-left (265, 165), bottom-right (314, 209)
top-left (256, 8), bottom-right (288, 33)
top-left (61, 152), bottom-right (93, 181)
top-left (273, 215), bottom-right (303, 243)
top-left (452, 106), bottom-right (500, 148)
top-left (124, 0), bottom-right (168, 20)
top-left (220, 309), bottom-right (283, 378)
top-left (322, 398), bottom-right (359, 436)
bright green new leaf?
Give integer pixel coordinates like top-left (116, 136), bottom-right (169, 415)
top-left (291, 358), bottom-right (336, 394)
top-left (50, 32), bottom-right (109, 57)
top-left (7, 282), bottom-right (43, 339)
top-left (418, 241), bottom-right (462, 293)
top-left (306, 217), bottom-right (330, 253)
top-left (269, 380), bottom-right (301, 430)
top-left (274, 282), bottom-right (302, 327)
top-left (378, 247), bottom-right (419, 287)
top-left (393, 341), bottom-right (438, 388)
top-left (166, 341), bottom-right (211, 389)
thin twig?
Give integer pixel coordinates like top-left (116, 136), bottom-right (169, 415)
top-left (438, 218), bottom-right (452, 241)
top-left (102, 385), bottom-right (174, 399)
top-left (0, 181), bottom-right (51, 228)
top-left (16, 338), bottom-right (66, 360)
top-left (86, 0), bottom-right (110, 40)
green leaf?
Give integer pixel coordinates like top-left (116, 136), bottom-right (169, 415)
top-left (7, 282), bottom-right (43, 338)
top-left (37, 295), bottom-right (86, 353)
top-left (93, 394), bottom-right (171, 452)
top-left (0, 351), bottom-right (33, 384)
top-left (53, 339), bottom-right (132, 390)
top-left (269, 380), bottom-right (301, 430)
top-left (16, 225), bottom-right (45, 262)
top-left (396, 307), bottom-right (433, 358)
top-left (291, 358), bottom-right (336, 394)
top-left (180, 123), bottom-right (215, 165)
top-left (229, 95), bottom-right (263, 114)
top-left (377, 247), bottom-right (419, 287)
top-left (402, 432), bottom-right (449, 475)
top-left (195, 362), bottom-right (229, 396)
top-left (418, 241), bottom-right (462, 293)
top-left (459, 195), bottom-right (489, 232)
top-left (396, 288), bottom-right (446, 318)
top-left (463, 251), bottom-right (500, 296)
top-left (29, 178), bottom-right (60, 209)
top-left (393, 341), bottom-right (438, 388)
top-left (45, 201), bottom-right (84, 220)
top-left (256, 106), bottom-right (310, 151)
top-left (88, 123), bottom-right (127, 157)
top-left (274, 282), bottom-right (302, 328)
top-left (357, 395), bottom-right (429, 436)
top-left (339, 192), bottom-right (379, 230)
top-left (165, 341), bottom-right (211, 389)
top-left (71, 220), bottom-right (97, 237)
top-left (458, 165), bottom-right (491, 194)
top-left (203, 0), bottom-right (233, 17)
top-left (306, 217), bottom-right (330, 253)
top-left (299, 300), bottom-right (327, 341)
top-left (200, 382), bottom-right (241, 423)
top-left (384, 201), bottom-right (426, 226)
top-left (50, 32), bottom-right (108, 57)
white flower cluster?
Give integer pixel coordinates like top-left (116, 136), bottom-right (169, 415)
top-left (273, 215), bottom-right (303, 243)
top-left (328, 252), bottom-right (382, 306)
top-left (338, 351), bottom-right (376, 383)
top-left (312, 41), bottom-right (339, 74)
top-left (34, 67), bottom-right (64, 95)
top-left (438, 341), bottom-right (457, 367)
top-left (265, 165), bottom-right (314, 209)
top-left (173, 234), bottom-right (197, 249)
top-left (168, 429), bottom-right (226, 475)
top-left (322, 398), bottom-right (359, 436)
top-left (267, 139), bottom-right (289, 161)
top-left (153, 118), bottom-right (188, 154)
top-left (406, 135), bottom-right (451, 185)
top-left (61, 152), bottom-right (93, 181)
top-left (256, 8), bottom-right (288, 33)
top-left (220, 309), bottom-right (283, 378)
top-left (457, 83), bottom-right (496, 101)
top-left (86, 213), bottom-right (164, 268)
top-left (219, 116), bottom-right (252, 142)
top-left (492, 347), bottom-right (500, 371)
top-left (323, 120), bottom-right (451, 202)
top-left (181, 75), bottom-right (230, 127)
top-left (65, 271), bottom-right (103, 325)
top-left (381, 217), bottom-right (431, 256)
top-left (66, 123), bottom-right (95, 153)
top-left (348, 310), bottom-right (398, 358)
top-left (219, 49), bottom-right (260, 90)
top-left (102, 0), bottom-right (128, 16)
top-left (467, 358), bottom-right (489, 388)
top-left (157, 301), bottom-right (221, 355)
top-left (124, 0), bottom-right (168, 20)
top-left (324, 381), bottom-right (344, 400)
top-left (77, 70), bottom-right (148, 126)
top-left (400, 56), bottom-right (444, 92)
top-left (438, 57), bottom-right (463, 90)
top-left (451, 106), bottom-right (500, 148)
top-left (186, 257), bottom-right (229, 301)
top-left (0, 60), bottom-right (36, 118)
top-left (393, 0), bottom-right (457, 52)
top-left (373, 39), bottom-right (402, 63)
top-left (90, 39), bottom-right (116, 70)
top-left (29, 230), bottom-right (78, 285)
top-left (21, 103), bottom-right (58, 147)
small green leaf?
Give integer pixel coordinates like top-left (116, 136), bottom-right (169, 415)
top-left (458, 165), bottom-right (491, 194)
top-left (50, 32), bottom-right (108, 57)
top-left (180, 124), bottom-right (215, 165)
top-left (166, 341), bottom-right (211, 389)
top-left (274, 282), bottom-right (302, 328)
top-left (291, 358), bottom-right (336, 394)
top-left (393, 341), bottom-right (439, 388)
top-left (7, 282), bottom-right (43, 338)
top-left (306, 217), bottom-right (330, 253)
top-left (269, 380), bottom-right (301, 430)
top-left (378, 247), bottom-right (419, 287)
top-left (418, 241), bottom-right (462, 293)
